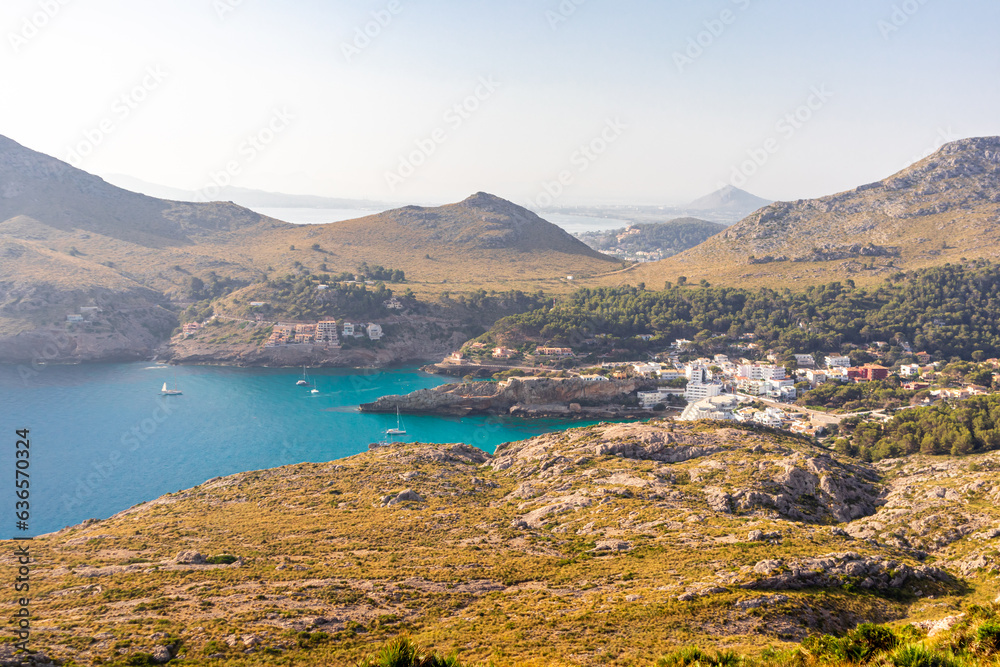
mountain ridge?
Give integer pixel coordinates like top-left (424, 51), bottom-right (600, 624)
top-left (618, 136), bottom-right (1000, 288)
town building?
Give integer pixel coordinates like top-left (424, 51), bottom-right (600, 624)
top-left (793, 354), bottom-right (816, 368)
top-left (684, 381), bottom-right (723, 402)
top-left (631, 362), bottom-right (661, 377)
top-left (367, 323), bottom-right (383, 340)
top-left (736, 364), bottom-right (786, 381)
top-left (825, 355), bottom-right (852, 369)
top-left (536, 347), bottom-right (573, 356)
top-left (899, 364), bottom-right (921, 378)
top-left (679, 395), bottom-right (739, 422)
top-left (847, 365), bottom-right (891, 383)
top-left (317, 321), bottom-right (340, 344)
top-left (804, 369), bottom-right (827, 386)
top-left (493, 347), bottom-right (516, 359)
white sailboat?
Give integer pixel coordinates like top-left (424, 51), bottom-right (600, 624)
top-left (386, 406), bottom-right (406, 435)
top-left (296, 365), bottom-right (311, 387)
top-left (161, 379), bottom-right (182, 396)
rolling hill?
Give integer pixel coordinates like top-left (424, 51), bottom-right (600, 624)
top-left (0, 135), bottom-right (619, 360)
top-left (616, 137), bottom-right (1000, 288)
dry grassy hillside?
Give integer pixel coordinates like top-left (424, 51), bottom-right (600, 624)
top-left (10, 421), bottom-right (1000, 665)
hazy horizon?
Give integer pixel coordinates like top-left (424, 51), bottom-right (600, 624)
top-left (2, 0), bottom-right (997, 208)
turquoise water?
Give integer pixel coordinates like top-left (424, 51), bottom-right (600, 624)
top-left (0, 363), bottom-right (596, 536)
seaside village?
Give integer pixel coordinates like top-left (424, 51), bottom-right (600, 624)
top-left (178, 297), bottom-right (407, 347)
top-left (455, 337), bottom-right (985, 437)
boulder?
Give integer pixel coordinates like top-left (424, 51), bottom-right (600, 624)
top-left (174, 551), bottom-right (206, 565)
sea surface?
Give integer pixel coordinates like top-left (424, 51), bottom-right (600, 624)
top-left (252, 206), bottom-right (632, 235)
top-left (253, 207), bottom-right (383, 224)
top-left (1, 363), bottom-right (599, 536)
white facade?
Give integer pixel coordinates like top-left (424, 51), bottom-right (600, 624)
top-left (343, 322), bottom-right (355, 337)
top-left (632, 363), bottom-right (661, 377)
top-left (685, 363), bottom-right (710, 383)
top-left (679, 395), bottom-right (739, 422)
top-left (825, 355), bottom-right (852, 368)
top-left (764, 378), bottom-right (797, 401)
top-left (900, 364), bottom-right (920, 377)
top-left (805, 370), bottom-right (827, 385)
top-left (637, 387), bottom-right (684, 407)
top-left (685, 381), bottom-right (723, 401)
top-left (737, 364), bottom-right (786, 381)
top-left (317, 321), bottom-right (340, 344)
top-left (793, 354), bottom-right (816, 367)
top-left (367, 323), bottom-right (383, 340)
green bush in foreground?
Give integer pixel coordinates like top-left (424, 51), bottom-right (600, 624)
top-left (355, 636), bottom-right (461, 667)
top-left (353, 606), bottom-right (1000, 666)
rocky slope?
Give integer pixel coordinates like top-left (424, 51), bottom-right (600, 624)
top-left (624, 136), bottom-right (1000, 287)
top-left (360, 375), bottom-right (653, 417)
top-left (14, 421), bottom-right (1000, 665)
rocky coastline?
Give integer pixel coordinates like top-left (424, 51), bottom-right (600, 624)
top-left (360, 375), bottom-right (658, 417)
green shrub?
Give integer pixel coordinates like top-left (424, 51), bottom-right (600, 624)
top-left (889, 644), bottom-right (965, 667)
top-left (974, 620), bottom-right (1000, 655)
top-left (205, 554), bottom-right (238, 565)
top-left (356, 636), bottom-right (461, 667)
top-left (655, 646), bottom-right (739, 666)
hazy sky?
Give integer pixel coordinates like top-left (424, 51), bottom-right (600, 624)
top-left (1, 0), bottom-right (997, 208)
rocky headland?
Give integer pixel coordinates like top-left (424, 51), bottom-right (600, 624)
top-left (359, 375), bottom-right (658, 418)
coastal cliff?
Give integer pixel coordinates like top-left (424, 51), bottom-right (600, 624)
top-left (360, 375), bottom-right (655, 417)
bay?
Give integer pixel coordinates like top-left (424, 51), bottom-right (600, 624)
top-left (0, 363), bottom-right (600, 536)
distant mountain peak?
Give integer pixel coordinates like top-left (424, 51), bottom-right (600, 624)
top-left (687, 185), bottom-right (771, 213)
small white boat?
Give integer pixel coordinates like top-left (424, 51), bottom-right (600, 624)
top-left (161, 380), bottom-right (182, 396)
top-left (311, 388), bottom-right (319, 394)
top-left (296, 365), bottom-right (311, 387)
top-left (385, 407), bottom-right (406, 435)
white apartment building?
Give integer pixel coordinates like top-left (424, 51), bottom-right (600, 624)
top-left (804, 370), bottom-right (827, 385)
top-left (684, 381), bottom-right (723, 402)
top-left (736, 364), bottom-right (786, 381)
top-left (825, 355), bottom-right (852, 368)
top-left (317, 321), bottom-right (340, 344)
top-left (632, 363), bottom-right (661, 377)
top-left (900, 364), bottom-right (921, 378)
top-left (764, 378), bottom-right (797, 401)
top-left (367, 323), bottom-right (383, 340)
top-left (343, 322), bottom-right (355, 337)
top-left (638, 388), bottom-right (681, 408)
top-left (679, 395), bottom-right (739, 422)
top-left (685, 363), bottom-right (710, 383)
top-left (793, 354), bottom-right (816, 367)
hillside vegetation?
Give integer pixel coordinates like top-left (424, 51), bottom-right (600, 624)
top-left (476, 261), bottom-right (1000, 363)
